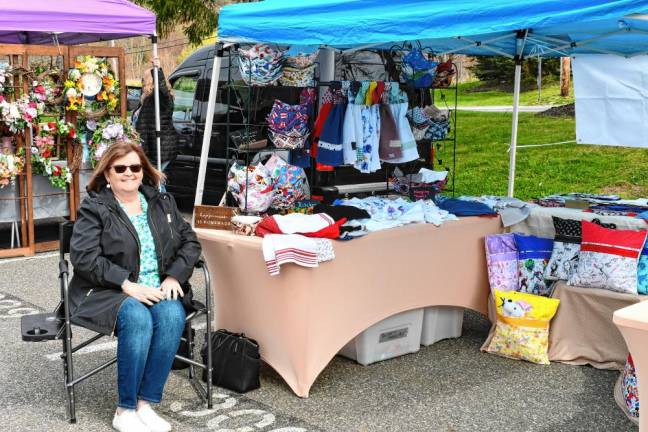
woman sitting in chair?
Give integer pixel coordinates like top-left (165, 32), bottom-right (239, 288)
top-left (69, 141), bottom-right (201, 432)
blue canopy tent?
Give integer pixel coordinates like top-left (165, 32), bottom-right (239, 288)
top-left (194, 0), bottom-right (648, 208)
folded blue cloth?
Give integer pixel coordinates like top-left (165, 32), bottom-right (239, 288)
top-left (435, 197), bottom-right (497, 217)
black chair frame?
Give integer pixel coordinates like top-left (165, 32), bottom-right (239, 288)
top-left (22, 221), bottom-right (213, 423)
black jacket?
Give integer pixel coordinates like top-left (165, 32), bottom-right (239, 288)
top-left (136, 69), bottom-right (179, 165)
top-left (69, 184), bottom-right (201, 335)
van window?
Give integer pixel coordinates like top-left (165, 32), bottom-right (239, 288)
top-left (172, 75), bottom-right (198, 121)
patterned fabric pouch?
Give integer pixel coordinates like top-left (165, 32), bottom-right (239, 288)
top-left (227, 162), bottom-right (275, 213)
top-left (401, 49), bottom-right (437, 88)
top-left (269, 129), bottom-right (310, 149)
top-left (264, 154), bottom-right (310, 209)
top-left (424, 119), bottom-right (450, 140)
top-left (238, 44), bottom-right (285, 86)
top-left (514, 233), bottom-right (554, 296)
top-left (485, 233), bottom-right (519, 293)
top-left (266, 100), bottom-right (309, 135)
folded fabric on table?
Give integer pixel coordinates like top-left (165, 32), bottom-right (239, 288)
top-left (262, 234), bottom-right (334, 276)
top-left (436, 197), bottom-right (498, 217)
top-left (255, 213), bottom-right (347, 239)
top-left (313, 204), bottom-right (371, 221)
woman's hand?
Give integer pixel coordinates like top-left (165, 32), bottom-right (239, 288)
top-left (152, 56), bottom-right (161, 68)
top-left (122, 280), bottom-right (165, 306)
top-left (160, 276), bottom-right (184, 300)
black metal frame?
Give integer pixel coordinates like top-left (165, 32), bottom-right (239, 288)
top-left (51, 221), bottom-right (213, 423)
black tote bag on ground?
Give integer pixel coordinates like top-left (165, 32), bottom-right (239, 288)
top-left (200, 329), bottom-right (261, 393)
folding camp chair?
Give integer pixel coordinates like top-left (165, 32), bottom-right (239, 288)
top-left (20, 221), bottom-right (213, 423)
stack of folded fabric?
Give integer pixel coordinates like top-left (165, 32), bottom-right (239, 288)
top-left (238, 44), bottom-right (285, 86)
top-left (407, 106), bottom-right (450, 141)
top-left (266, 100), bottom-right (310, 149)
top-left (280, 51), bottom-right (318, 87)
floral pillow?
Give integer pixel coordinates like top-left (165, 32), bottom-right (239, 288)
top-left (545, 217), bottom-right (617, 281)
top-left (485, 233), bottom-right (519, 293)
top-left (638, 244), bottom-right (648, 295)
top-left (568, 221), bottom-right (647, 294)
top-left (485, 289), bottom-right (560, 365)
top-left (514, 234), bottom-right (554, 296)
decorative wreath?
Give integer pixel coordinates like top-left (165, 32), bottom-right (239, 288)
top-left (88, 118), bottom-right (140, 168)
top-left (31, 70), bottom-right (65, 106)
top-left (64, 56), bottom-right (119, 119)
top-left (28, 119), bottom-right (77, 189)
top-left (0, 94), bottom-right (44, 134)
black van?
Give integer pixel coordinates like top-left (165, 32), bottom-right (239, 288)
top-left (165, 46), bottom-right (430, 206)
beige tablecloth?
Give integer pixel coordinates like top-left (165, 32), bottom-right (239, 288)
top-left (196, 216), bottom-right (502, 397)
top-left (549, 282), bottom-right (646, 370)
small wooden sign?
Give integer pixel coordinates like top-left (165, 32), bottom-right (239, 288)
top-left (194, 205), bottom-right (238, 230)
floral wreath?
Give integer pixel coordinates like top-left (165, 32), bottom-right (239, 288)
top-left (64, 56), bottom-right (119, 118)
top-left (88, 118), bottom-right (140, 168)
top-left (0, 94), bottom-right (44, 134)
top-left (31, 70), bottom-right (64, 106)
top-left (28, 119), bottom-right (77, 189)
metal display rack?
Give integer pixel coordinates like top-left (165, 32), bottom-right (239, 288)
top-left (220, 45), bottom-right (459, 213)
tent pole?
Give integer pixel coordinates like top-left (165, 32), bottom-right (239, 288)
top-left (507, 63), bottom-right (522, 197)
top-left (151, 33), bottom-right (162, 176)
top-left (193, 43), bottom-right (225, 219)
top-left (507, 31), bottom-right (527, 198)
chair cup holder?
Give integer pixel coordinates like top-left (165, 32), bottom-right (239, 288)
top-left (21, 312), bottom-right (62, 342)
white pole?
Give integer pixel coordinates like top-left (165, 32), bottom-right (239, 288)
top-left (507, 63), bottom-right (522, 198)
top-left (151, 32), bottom-right (162, 175)
top-left (193, 44), bottom-right (225, 217)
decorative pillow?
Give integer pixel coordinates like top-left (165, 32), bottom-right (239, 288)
top-left (545, 217), bottom-right (619, 281)
top-left (638, 244), bottom-right (648, 295)
top-left (514, 234), bottom-right (554, 296)
top-left (485, 234), bottom-right (519, 293)
top-left (623, 354), bottom-right (640, 418)
top-left (485, 289), bottom-right (560, 365)
top-left (568, 221), bottom-right (647, 294)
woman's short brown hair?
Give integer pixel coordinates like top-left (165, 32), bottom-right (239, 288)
top-left (86, 142), bottom-right (165, 192)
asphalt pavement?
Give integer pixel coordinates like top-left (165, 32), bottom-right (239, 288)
top-left (0, 252), bottom-right (637, 432)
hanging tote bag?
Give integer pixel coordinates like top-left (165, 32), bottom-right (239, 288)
top-left (201, 329), bottom-right (261, 393)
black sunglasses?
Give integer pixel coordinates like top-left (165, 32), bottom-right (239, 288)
top-left (112, 164), bottom-right (143, 174)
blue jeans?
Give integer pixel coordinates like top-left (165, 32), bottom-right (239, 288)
top-left (116, 297), bottom-right (185, 409)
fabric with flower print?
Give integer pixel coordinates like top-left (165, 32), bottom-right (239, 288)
top-left (485, 233), bottom-right (519, 293)
top-left (623, 354), bottom-right (640, 418)
top-left (484, 289), bottom-right (560, 365)
top-left (120, 192), bottom-right (160, 289)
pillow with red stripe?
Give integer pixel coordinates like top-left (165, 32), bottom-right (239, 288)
top-left (568, 221), bottom-right (647, 294)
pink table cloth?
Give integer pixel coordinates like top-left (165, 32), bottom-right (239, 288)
top-left (196, 216), bottom-right (502, 397)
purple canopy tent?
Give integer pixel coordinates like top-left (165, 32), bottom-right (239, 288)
top-left (0, 0), bottom-right (164, 171)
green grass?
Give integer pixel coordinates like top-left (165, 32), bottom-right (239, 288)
top-left (443, 111), bottom-right (648, 200)
top-left (434, 80), bottom-right (575, 107)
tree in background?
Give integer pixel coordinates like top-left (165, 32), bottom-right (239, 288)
top-left (133, 0), bottom-right (224, 45)
top-left (472, 56), bottom-right (561, 88)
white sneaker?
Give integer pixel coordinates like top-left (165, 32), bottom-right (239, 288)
top-left (137, 405), bottom-right (172, 432)
top-left (112, 409), bottom-right (151, 432)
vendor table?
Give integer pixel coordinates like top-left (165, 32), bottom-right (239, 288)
top-left (196, 216), bottom-right (502, 397)
top-left (614, 301), bottom-right (648, 432)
